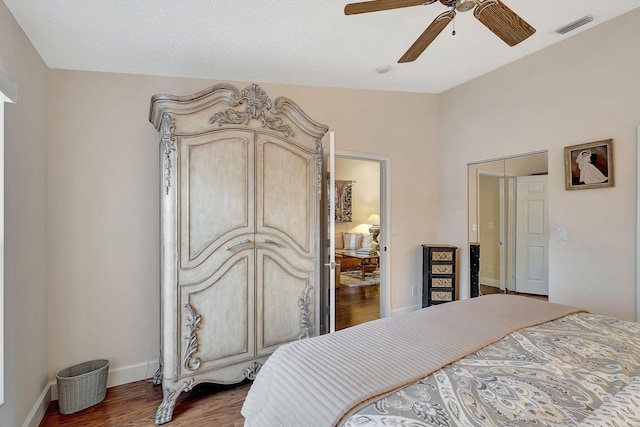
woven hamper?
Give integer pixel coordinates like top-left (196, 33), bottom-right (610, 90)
top-left (56, 359), bottom-right (109, 414)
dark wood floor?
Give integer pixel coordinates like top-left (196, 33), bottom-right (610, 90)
top-left (40, 379), bottom-right (250, 427)
top-left (480, 284), bottom-right (548, 300)
top-left (336, 283), bottom-right (380, 330)
top-left (40, 284), bottom-right (380, 426)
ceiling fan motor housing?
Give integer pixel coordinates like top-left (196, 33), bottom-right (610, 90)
top-left (439, 0), bottom-right (457, 7)
top-left (454, 0), bottom-right (478, 12)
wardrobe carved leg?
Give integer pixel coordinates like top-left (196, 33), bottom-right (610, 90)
top-left (155, 378), bottom-right (195, 425)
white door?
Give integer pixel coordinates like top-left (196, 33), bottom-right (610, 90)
top-left (515, 175), bottom-right (549, 295)
top-left (328, 132), bottom-right (337, 333)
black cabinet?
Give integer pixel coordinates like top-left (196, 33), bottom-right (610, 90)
top-left (422, 244), bottom-right (457, 307)
top-left (470, 243), bottom-right (480, 298)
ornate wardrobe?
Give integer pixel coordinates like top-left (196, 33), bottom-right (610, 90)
top-left (148, 83), bottom-right (328, 424)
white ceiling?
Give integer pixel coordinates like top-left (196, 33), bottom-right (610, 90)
top-left (4, 0), bottom-right (640, 93)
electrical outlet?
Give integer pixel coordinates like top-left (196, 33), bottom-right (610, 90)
top-left (488, 266), bottom-right (493, 273)
top-left (411, 286), bottom-right (417, 296)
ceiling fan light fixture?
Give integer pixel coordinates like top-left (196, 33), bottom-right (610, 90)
top-left (455, 0), bottom-right (477, 12)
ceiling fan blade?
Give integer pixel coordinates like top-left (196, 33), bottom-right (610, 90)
top-left (473, 0), bottom-right (535, 46)
top-left (345, 0), bottom-right (434, 15)
top-left (398, 10), bottom-right (455, 63)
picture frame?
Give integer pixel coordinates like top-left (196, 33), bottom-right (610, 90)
top-left (564, 139), bottom-right (614, 190)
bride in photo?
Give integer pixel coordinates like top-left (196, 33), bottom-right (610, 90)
top-left (576, 149), bottom-right (608, 184)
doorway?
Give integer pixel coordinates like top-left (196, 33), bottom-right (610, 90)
top-left (324, 151), bottom-right (390, 332)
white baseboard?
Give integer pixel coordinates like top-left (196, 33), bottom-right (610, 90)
top-left (49, 358), bottom-right (160, 401)
top-left (480, 277), bottom-right (500, 288)
top-left (23, 384), bottom-right (51, 427)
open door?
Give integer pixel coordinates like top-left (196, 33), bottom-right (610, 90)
top-left (327, 132), bottom-right (337, 333)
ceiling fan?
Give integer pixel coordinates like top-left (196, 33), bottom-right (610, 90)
top-left (344, 0), bottom-right (536, 63)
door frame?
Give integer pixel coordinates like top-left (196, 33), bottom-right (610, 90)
top-left (635, 124), bottom-right (640, 322)
top-left (335, 150), bottom-right (391, 319)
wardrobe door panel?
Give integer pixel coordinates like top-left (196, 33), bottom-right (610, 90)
top-left (256, 253), bottom-right (313, 356)
top-left (181, 253), bottom-right (255, 373)
top-left (255, 134), bottom-right (318, 356)
top-left (257, 136), bottom-right (314, 255)
top-left (180, 131), bottom-right (254, 268)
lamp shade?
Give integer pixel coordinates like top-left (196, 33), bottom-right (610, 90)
top-left (366, 214), bottom-right (380, 226)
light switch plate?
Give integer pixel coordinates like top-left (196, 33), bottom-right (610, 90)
top-left (557, 228), bottom-right (567, 240)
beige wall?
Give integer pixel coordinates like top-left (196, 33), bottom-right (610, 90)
top-left (439, 8), bottom-right (640, 320)
top-left (0, 1), bottom-right (48, 425)
top-left (46, 72), bottom-right (439, 388)
top-left (335, 157), bottom-right (380, 235)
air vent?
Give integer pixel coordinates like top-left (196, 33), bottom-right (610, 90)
top-left (555, 16), bottom-right (594, 35)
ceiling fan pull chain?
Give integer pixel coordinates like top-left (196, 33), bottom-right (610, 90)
top-left (452, 12), bottom-right (456, 36)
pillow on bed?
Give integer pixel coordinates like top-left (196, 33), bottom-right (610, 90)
top-left (343, 233), bottom-right (363, 250)
top-left (335, 233), bottom-right (344, 250)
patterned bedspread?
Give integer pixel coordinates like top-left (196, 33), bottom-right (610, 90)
top-left (342, 313), bottom-right (640, 427)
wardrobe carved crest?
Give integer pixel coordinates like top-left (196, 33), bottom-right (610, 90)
top-left (209, 83), bottom-right (295, 137)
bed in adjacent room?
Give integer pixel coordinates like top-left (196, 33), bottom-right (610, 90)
top-left (241, 294), bottom-right (640, 427)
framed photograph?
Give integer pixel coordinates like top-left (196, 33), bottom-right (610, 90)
top-left (564, 139), bottom-right (614, 190)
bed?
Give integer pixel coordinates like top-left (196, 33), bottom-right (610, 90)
top-left (241, 294), bottom-right (640, 427)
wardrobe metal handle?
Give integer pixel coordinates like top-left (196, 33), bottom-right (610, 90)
top-left (225, 239), bottom-right (251, 250)
top-left (259, 238), bottom-right (284, 248)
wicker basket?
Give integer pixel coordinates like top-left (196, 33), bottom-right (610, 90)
top-left (56, 359), bottom-right (110, 414)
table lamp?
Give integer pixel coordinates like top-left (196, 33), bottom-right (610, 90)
top-left (367, 213), bottom-right (380, 244)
